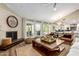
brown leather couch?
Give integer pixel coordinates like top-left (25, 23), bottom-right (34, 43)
top-left (60, 33), bottom-right (74, 45)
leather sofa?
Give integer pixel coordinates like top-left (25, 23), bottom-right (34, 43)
top-left (60, 33), bottom-right (74, 45)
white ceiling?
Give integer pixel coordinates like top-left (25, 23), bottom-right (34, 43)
top-left (5, 3), bottom-right (79, 23)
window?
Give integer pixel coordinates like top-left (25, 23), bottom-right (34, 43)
top-left (35, 23), bottom-right (41, 35)
top-left (49, 24), bottom-right (53, 33)
top-left (70, 24), bottom-right (77, 31)
top-left (43, 23), bottom-right (49, 34)
top-left (26, 23), bottom-right (32, 37)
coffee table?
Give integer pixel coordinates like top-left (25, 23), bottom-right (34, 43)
top-left (32, 38), bottom-right (65, 55)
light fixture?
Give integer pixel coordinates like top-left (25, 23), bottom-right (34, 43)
top-left (53, 3), bottom-right (56, 11)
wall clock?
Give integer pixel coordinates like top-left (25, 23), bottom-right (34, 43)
top-left (7, 15), bottom-right (18, 28)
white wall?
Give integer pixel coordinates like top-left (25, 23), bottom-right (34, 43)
top-left (0, 4), bottom-right (22, 45)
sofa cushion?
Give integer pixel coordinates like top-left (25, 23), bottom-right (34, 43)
top-left (61, 37), bottom-right (72, 41)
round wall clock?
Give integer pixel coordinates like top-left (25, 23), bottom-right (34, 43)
top-left (7, 15), bottom-right (18, 28)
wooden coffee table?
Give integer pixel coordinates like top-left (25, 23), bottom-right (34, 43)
top-left (32, 38), bottom-right (65, 55)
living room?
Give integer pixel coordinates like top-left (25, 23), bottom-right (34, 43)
top-left (0, 3), bottom-right (79, 56)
